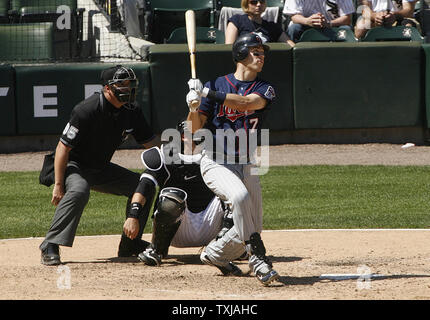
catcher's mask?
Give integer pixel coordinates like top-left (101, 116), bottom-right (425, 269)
top-left (232, 32), bottom-right (269, 63)
top-left (101, 65), bottom-right (139, 109)
top-left (176, 120), bottom-right (205, 153)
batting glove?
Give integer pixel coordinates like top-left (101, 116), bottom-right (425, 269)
top-left (186, 89), bottom-right (201, 112)
top-left (188, 78), bottom-right (203, 93)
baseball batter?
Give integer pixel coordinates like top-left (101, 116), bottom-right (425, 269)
top-left (185, 32), bottom-right (279, 286)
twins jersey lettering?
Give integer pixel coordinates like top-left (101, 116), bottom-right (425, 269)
top-left (283, 0), bottom-right (356, 21)
top-left (199, 73), bottom-right (275, 160)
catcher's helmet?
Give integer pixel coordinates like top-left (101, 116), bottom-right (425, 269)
top-left (176, 120), bottom-right (205, 154)
top-left (101, 65), bottom-right (139, 109)
top-left (232, 32), bottom-right (270, 63)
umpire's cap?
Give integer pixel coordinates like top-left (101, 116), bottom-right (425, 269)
top-left (100, 65), bottom-right (137, 86)
top-left (232, 32), bottom-right (270, 63)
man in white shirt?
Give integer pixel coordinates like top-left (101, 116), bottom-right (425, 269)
top-left (283, 0), bottom-right (356, 42)
top-left (355, 0), bottom-right (419, 39)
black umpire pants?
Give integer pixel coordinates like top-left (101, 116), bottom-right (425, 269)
top-left (39, 161), bottom-right (140, 251)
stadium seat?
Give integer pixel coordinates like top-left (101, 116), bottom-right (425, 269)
top-left (9, 0), bottom-right (83, 17)
top-left (8, 0), bottom-right (85, 59)
top-left (166, 26), bottom-right (225, 44)
top-left (0, 22), bottom-right (54, 60)
top-left (361, 26), bottom-right (424, 42)
top-left (298, 27), bottom-right (358, 42)
top-left (215, 0), bottom-right (241, 9)
top-left (0, 0), bottom-right (9, 23)
top-left (146, 0), bottom-right (215, 43)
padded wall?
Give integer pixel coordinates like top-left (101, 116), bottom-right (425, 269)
top-left (149, 43), bottom-right (294, 132)
top-left (293, 42), bottom-right (423, 129)
top-left (14, 62), bottom-right (151, 135)
top-left (0, 64), bottom-right (16, 135)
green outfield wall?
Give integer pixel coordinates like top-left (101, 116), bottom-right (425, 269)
top-left (293, 42), bottom-right (424, 129)
top-left (10, 62), bottom-right (151, 135)
top-left (148, 43), bottom-right (294, 132)
top-left (422, 44), bottom-right (430, 128)
top-left (0, 64), bottom-right (15, 136)
top-left (0, 41), bottom-right (429, 149)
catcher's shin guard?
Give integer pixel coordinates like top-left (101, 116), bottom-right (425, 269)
top-left (150, 187), bottom-right (186, 257)
top-left (151, 219), bottom-right (181, 258)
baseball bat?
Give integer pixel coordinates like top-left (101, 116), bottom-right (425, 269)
top-left (185, 10), bottom-right (200, 109)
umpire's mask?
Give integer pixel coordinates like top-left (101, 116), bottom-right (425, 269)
top-left (102, 65), bottom-right (139, 109)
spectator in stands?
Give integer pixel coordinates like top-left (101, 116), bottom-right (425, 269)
top-left (117, 0), bottom-right (152, 40)
top-left (225, 0), bottom-right (295, 47)
top-left (283, 0), bottom-right (356, 43)
top-left (354, 0), bottom-right (419, 39)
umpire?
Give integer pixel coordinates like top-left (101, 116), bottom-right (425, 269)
top-left (39, 65), bottom-right (160, 266)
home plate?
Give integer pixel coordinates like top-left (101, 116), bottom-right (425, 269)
top-left (319, 274), bottom-right (386, 280)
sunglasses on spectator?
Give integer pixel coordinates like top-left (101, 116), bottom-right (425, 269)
top-left (249, 0), bottom-right (266, 5)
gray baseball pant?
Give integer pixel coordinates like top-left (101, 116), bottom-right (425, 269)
top-left (39, 162), bottom-right (140, 251)
top-left (200, 154), bottom-right (263, 243)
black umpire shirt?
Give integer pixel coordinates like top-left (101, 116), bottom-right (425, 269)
top-left (60, 92), bottom-right (155, 169)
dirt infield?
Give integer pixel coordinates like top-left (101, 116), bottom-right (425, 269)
top-left (1, 144), bottom-right (430, 300)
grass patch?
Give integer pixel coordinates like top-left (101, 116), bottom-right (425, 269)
top-left (1, 165), bottom-right (430, 239)
top-left (261, 166), bottom-right (430, 229)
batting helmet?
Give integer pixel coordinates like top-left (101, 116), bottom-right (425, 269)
top-left (232, 32), bottom-right (270, 63)
top-left (101, 65), bottom-right (139, 109)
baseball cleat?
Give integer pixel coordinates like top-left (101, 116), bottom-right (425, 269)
top-left (256, 269), bottom-right (280, 286)
top-left (41, 243), bottom-right (61, 266)
top-left (200, 252), bottom-right (243, 276)
top-left (138, 248), bottom-right (162, 266)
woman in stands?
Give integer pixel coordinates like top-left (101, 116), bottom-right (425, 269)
top-left (224, 0), bottom-right (295, 46)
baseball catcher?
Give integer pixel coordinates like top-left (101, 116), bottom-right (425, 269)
top-left (125, 120), bottom-right (244, 276)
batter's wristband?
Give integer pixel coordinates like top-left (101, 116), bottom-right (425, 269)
top-left (202, 87), bottom-right (226, 104)
top-left (127, 202), bottom-right (143, 219)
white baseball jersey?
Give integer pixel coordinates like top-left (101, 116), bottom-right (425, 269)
top-left (171, 196), bottom-right (224, 248)
top-left (283, 0), bottom-right (356, 21)
top-left (366, 0), bottom-right (416, 12)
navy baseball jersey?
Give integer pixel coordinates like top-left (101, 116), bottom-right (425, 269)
top-left (199, 73), bottom-right (275, 161)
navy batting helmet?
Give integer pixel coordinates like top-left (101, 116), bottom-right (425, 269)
top-left (232, 32), bottom-right (270, 63)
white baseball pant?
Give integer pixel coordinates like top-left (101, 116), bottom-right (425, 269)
top-left (171, 196), bottom-right (225, 248)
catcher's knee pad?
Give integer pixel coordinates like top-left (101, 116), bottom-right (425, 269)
top-left (155, 187), bottom-right (187, 224)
